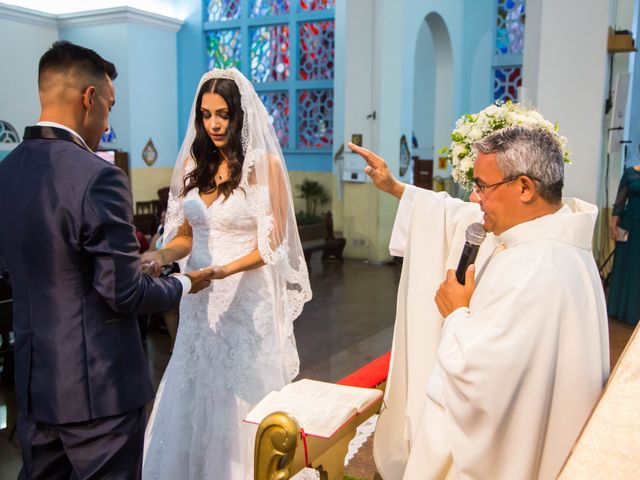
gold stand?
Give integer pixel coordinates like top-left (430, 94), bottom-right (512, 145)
top-left (254, 397), bottom-right (383, 480)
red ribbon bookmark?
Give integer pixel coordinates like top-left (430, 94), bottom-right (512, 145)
top-left (299, 428), bottom-right (310, 468)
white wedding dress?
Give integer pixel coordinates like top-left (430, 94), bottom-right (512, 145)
top-left (143, 187), bottom-right (292, 479)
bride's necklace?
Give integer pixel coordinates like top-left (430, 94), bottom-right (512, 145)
top-left (217, 157), bottom-right (229, 183)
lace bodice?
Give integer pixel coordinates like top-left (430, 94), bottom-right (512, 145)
top-left (183, 187), bottom-right (261, 269)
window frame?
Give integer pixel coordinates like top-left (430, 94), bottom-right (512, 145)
top-left (203, 0), bottom-right (335, 165)
top-left (491, 0), bottom-right (525, 102)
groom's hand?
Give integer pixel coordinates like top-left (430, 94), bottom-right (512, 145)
top-left (348, 142), bottom-right (406, 199)
top-left (185, 268), bottom-right (216, 293)
top-left (141, 251), bottom-right (163, 277)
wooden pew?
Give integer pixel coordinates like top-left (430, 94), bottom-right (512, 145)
top-left (299, 211), bottom-right (346, 268)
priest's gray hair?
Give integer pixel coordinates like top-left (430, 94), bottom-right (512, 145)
top-left (473, 126), bottom-right (564, 203)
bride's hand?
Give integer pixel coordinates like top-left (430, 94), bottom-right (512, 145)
top-left (211, 265), bottom-right (230, 280)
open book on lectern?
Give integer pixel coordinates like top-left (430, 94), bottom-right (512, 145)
top-left (243, 378), bottom-right (382, 439)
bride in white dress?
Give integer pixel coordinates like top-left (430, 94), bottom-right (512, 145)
top-left (141, 68), bottom-right (312, 479)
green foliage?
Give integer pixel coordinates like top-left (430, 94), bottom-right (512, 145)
top-left (296, 179), bottom-right (330, 215)
top-left (450, 132), bottom-right (464, 142)
top-left (466, 167), bottom-right (475, 180)
top-left (489, 116), bottom-right (508, 130)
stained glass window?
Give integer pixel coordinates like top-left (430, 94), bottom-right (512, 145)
top-left (207, 29), bottom-right (242, 70)
top-left (204, 0), bottom-right (335, 155)
top-left (0, 120), bottom-right (20, 143)
top-left (299, 21), bottom-right (334, 80)
top-left (250, 25), bottom-right (290, 82)
top-left (207, 0), bottom-right (241, 22)
top-left (493, 0), bottom-right (525, 101)
top-left (299, 0), bottom-right (334, 12)
top-left (298, 89), bottom-right (333, 148)
top-left (493, 66), bottom-right (522, 102)
top-left (260, 92), bottom-right (290, 146)
top-left (496, 0), bottom-right (525, 55)
top-left (250, 0), bottom-right (289, 17)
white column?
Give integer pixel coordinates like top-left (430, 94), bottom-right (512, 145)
top-left (522, 0), bottom-right (609, 204)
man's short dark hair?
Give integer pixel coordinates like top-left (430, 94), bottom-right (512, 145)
top-left (38, 40), bottom-right (117, 87)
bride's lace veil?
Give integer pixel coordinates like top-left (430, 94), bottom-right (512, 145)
top-left (163, 68), bottom-right (312, 380)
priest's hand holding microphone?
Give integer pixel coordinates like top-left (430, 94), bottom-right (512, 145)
top-left (348, 142), bottom-right (484, 318)
top-left (436, 222), bottom-right (486, 317)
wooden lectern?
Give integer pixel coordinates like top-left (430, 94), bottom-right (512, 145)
top-left (254, 396), bottom-right (382, 480)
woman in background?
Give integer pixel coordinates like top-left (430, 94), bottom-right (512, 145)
top-left (608, 164), bottom-right (640, 325)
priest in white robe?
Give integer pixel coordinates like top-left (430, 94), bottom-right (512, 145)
top-left (349, 126), bottom-right (609, 480)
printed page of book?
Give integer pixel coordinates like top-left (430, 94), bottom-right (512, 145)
top-left (283, 379), bottom-right (381, 413)
top-left (244, 379), bottom-right (382, 438)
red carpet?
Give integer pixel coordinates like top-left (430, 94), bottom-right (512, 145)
top-left (337, 352), bottom-right (390, 389)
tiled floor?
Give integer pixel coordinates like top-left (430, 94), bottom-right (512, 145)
top-left (0, 256), bottom-right (400, 479)
top-left (0, 256), bottom-right (635, 479)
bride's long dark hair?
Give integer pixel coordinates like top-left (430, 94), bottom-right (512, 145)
top-left (182, 78), bottom-right (244, 200)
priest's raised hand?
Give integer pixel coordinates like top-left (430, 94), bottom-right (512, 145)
top-left (348, 142), bottom-right (405, 198)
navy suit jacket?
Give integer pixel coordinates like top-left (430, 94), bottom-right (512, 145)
top-left (0, 126), bottom-right (182, 424)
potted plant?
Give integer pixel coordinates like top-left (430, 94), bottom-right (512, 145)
top-left (295, 179), bottom-right (329, 227)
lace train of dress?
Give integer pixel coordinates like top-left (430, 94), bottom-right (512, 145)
top-left (143, 188), bottom-right (293, 479)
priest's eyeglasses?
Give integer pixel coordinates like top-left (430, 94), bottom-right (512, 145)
top-left (472, 174), bottom-right (539, 198)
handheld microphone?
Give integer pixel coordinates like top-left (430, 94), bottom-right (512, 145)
top-left (456, 223), bottom-right (486, 285)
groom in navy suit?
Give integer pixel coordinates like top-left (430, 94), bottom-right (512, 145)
top-left (0, 41), bottom-right (214, 479)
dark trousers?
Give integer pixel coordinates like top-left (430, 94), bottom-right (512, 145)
top-left (17, 407), bottom-right (146, 480)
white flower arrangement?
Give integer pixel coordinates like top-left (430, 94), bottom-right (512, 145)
top-left (440, 101), bottom-right (571, 191)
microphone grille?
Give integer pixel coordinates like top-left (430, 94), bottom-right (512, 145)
top-left (465, 222), bottom-right (486, 246)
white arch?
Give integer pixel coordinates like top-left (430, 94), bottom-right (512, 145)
top-left (412, 12), bottom-right (454, 177)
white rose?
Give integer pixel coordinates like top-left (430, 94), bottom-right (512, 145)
top-left (452, 143), bottom-right (465, 158)
top-left (506, 112), bottom-right (523, 125)
top-left (483, 104), bottom-right (500, 116)
top-left (468, 125), bottom-right (483, 141)
top-left (475, 115), bottom-right (489, 130)
top-left (528, 111), bottom-right (545, 123)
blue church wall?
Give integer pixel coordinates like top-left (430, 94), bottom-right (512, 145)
top-left (177, 0), bottom-right (207, 144)
top-left (128, 22), bottom-right (179, 169)
top-left (61, 22), bottom-right (179, 169)
top-left (60, 24), bottom-right (132, 158)
top-left (0, 10), bottom-right (58, 149)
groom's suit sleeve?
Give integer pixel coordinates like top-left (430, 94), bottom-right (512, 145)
top-left (81, 164), bottom-right (183, 314)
